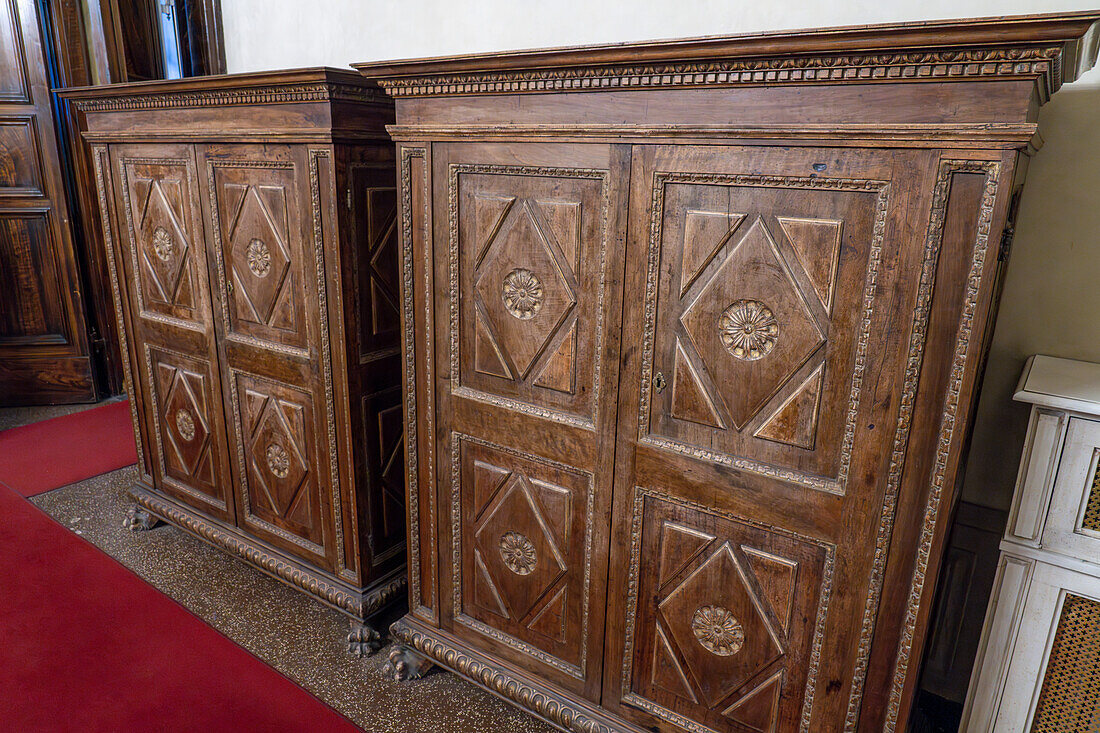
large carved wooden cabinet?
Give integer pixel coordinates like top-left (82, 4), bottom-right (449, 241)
top-left (59, 70), bottom-right (406, 649)
top-left (357, 12), bottom-right (1100, 732)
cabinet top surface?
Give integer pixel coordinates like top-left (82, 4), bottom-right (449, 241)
top-left (353, 11), bottom-right (1099, 100)
top-left (1015, 354), bottom-right (1100, 414)
top-left (58, 67), bottom-right (389, 111)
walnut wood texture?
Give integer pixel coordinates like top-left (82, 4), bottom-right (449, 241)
top-left (357, 11), bottom-right (1100, 733)
top-left (59, 70), bottom-right (405, 626)
top-left (0, 0), bottom-right (95, 404)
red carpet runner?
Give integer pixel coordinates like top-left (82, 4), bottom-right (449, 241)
top-left (0, 481), bottom-right (361, 732)
top-left (0, 401), bottom-right (138, 497)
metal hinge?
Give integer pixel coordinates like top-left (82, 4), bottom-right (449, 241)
top-left (346, 189), bottom-right (353, 210)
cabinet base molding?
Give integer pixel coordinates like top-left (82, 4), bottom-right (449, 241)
top-left (389, 617), bottom-right (639, 733)
top-left (130, 485), bottom-right (407, 625)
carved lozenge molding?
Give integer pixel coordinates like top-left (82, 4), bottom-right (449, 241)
top-left (373, 46), bottom-right (1064, 98)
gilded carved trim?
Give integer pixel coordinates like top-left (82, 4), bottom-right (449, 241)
top-left (73, 82), bottom-right (389, 111)
top-left (842, 159), bottom-right (999, 731)
top-left (638, 171), bottom-right (890, 496)
top-left (92, 147), bottom-right (147, 474)
top-left (447, 163), bottom-right (610, 431)
top-left (399, 146), bottom-right (435, 616)
top-left (375, 46), bottom-right (1062, 98)
top-left (390, 619), bottom-right (617, 733)
top-left (618, 485), bottom-right (836, 733)
top-left (131, 488), bottom-right (407, 619)
top-left (308, 148), bottom-right (350, 577)
top-left (450, 431), bottom-right (596, 680)
top-left (882, 160), bottom-right (1000, 729)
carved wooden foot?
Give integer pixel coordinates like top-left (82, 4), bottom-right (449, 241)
top-left (347, 622), bottom-right (384, 657)
top-left (123, 505), bottom-right (162, 532)
top-left (381, 644), bottom-right (433, 681)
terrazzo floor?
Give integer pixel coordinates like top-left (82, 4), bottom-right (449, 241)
top-left (5, 402), bottom-right (552, 733)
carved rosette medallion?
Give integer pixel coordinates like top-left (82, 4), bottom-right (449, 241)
top-left (501, 268), bottom-right (544, 320)
top-left (152, 225), bottom-right (174, 261)
top-left (499, 531), bottom-right (537, 575)
top-left (691, 604), bottom-right (745, 656)
top-left (266, 443), bottom-right (290, 478)
top-left (718, 299), bottom-right (779, 360)
top-left (247, 238), bottom-right (272, 277)
top-left (175, 409), bottom-right (196, 442)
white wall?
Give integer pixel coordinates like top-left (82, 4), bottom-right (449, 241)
top-left (222, 1), bottom-right (1100, 511)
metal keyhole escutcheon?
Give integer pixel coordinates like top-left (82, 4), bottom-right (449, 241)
top-left (654, 371), bottom-right (666, 393)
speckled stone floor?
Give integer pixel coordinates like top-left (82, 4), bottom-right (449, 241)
top-left (4, 403), bottom-right (552, 733)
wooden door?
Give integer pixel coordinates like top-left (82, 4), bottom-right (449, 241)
top-left (433, 142), bottom-right (628, 699)
top-left (604, 144), bottom-right (960, 731)
top-left (0, 0), bottom-right (94, 404)
top-left (109, 142), bottom-right (233, 521)
top-left (200, 143), bottom-right (336, 571)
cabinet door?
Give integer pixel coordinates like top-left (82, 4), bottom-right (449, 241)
top-left (200, 143), bottom-right (337, 571)
top-left (432, 142), bottom-right (628, 699)
top-left (109, 143), bottom-right (234, 521)
top-left (604, 144), bottom-right (995, 731)
top-left (1041, 417), bottom-right (1100, 562)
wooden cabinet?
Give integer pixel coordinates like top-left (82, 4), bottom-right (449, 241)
top-left (356, 12), bottom-right (1100, 732)
top-left (60, 70), bottom-right (405, 650)
top-left (963, 356), bottom-right (1100, 731)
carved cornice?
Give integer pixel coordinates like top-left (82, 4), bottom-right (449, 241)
top-left (371, 46), bottom-right (1065, 98)
top-left (70, 82), bottom-right (389, 111)
top-left (390, 618), bottom-right (623, 733)
top-left (130, 487), bottom-right (407, 620)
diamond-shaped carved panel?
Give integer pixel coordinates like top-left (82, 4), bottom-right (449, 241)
top-left (659, 543), bottom-right (784, 706)
top-left (475, 203), bottom-right (576, 379)
top-left (630, 493), bottom-right (833, 730)
top-left (457, 436), bottom-right (592, 671)
top-left (233, 373), bottom-right (324, 553)
top-left (227, 184), bottom-right (292, 325)
top-left (473, 473), bottom-right (566, 621)
top-left (457, 169), bottom-right (605, 423)
top-left (161, 365), bottom-right (210, 478)
top-left (681, 218), bottom-right (824, 429)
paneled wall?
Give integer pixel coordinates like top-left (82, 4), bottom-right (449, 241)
top-left (219, 0), bottom-right (1100, 512)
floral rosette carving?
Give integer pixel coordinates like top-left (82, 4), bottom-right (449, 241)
top-left (719, 299), bottom-right (779, 360)
top-left (501, 268), bottom-right (544, 320)
top-left (266, 443), bottom-right (290, 478)
top-left (247, 238), bottom-right (271, 277)
top-left (175, 409), bottom-right (196, 441)
top-left (499, 531), bottom-right (537, 575)
top-left (152, 225), bottom-right (174, 261)
top-left (691, 604), bottom-right (745, 656)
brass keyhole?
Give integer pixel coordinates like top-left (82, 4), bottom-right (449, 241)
top-left (654, 372), bottom-right (667, 393)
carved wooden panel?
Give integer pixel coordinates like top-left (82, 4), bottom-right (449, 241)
top-left (208, 159), bottom-right (308, 353)
top-left (0, 0), bottom-right (29, 103)
top-left (454, 167), bottom-right (606, 425)
top-left (0, 116), bottom-right (40, 195)
top-left (453, 434), bottom-right (594, 677)
top-left (363, 387), bottom-right (406, 560)
top-left (0, 212), bottom-right (65, 344)
top-left (230, 369), bottom-right (328, 558)
top-left (143, 345), bottom-right (230, 511)
top-left (642, 173), bottom-right (888, 495)
top-left (118, 156), bottom-right (203, 325)
top-left (356, 183), bottom-right (400, 360)
top-left (623, 487), bottom-right (833, 733)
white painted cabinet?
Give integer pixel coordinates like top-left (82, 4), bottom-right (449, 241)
top-left (962, 355), bottom-right (1100, 732)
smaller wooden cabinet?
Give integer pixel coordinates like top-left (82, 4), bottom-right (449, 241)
top-left (61, 70), bottom-right (405, 651)
top-left (963, 355), bottom-right (1100, 731)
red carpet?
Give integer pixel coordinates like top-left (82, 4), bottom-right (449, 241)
top-left (0, 481), bottom-right (361, 732)
top-left (0, 401), bottom-right (138, 497)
